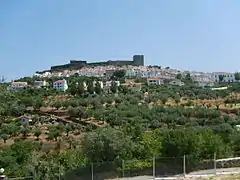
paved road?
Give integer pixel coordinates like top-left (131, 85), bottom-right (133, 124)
top-left (107, 176), bottom-right (153, 180)
top-left (188, 167), bottom-right (240, 175)
top-left (108, 167), bottom-right (240, 180)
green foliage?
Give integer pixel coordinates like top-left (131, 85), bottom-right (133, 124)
top-left (235, 73), bottom-right (240, 81)
top-left (0, 134), bottom-right (8, 143)
top-left (20, 126), bottom-right (31, 138)
top-left (87, 80), bottom-right (94, 94)
top-left (111, 70), bottom-right (126, 81)
top-left (176, 73), bottom-right (182, 80)
top-left (68, 106), bottom-right (84, 119)
top-left (0, 77), bottom-right (240, 179)
top-left (34, 128), bottom-right (41, 140)
top-left (219, 75), bottom-right (224, 82)
top-left (94, 81), bottom-right (102, 94)
top-left (47, 126), bottom-right (61, 141)
top-left (82, 127), bottom-right (134, 162)
top-left (110, 81), bottom-right (118, 93)
top-left (0, 140), bottom-right (41, 177)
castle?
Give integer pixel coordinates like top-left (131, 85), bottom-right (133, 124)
top-left (50, 54), bottom-right (144, 71)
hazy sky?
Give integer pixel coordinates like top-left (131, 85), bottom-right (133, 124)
top-left (1, 0), bottom-right (240, 80)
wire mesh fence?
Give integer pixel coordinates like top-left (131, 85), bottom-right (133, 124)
top-left (185, 154), bottom-right (215, 176)
top-left (92, 161), bottom-right (122, 180)
top-left (62, 164), bottom-right (92, 180)
top-left (3, 153), bottom-right (240, 180)
top-left (155, 156), bottom-right (183, 178)
top-left (123, 158), bottom-right (153, 178)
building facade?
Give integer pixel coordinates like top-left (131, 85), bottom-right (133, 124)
top-left (212, 72), bottom-right (235, 83)
top-left (34, 80), bottom-right (47, 88)
top-left (147, 78), bottom-right (164, 85)
top-left (11, 82), bottom-right (28, 89)
top-left (53, 79), bottom-right (68, 91)
top-left (169, 80), bottom-right (185, 86)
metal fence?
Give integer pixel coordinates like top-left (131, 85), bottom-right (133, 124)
top-left (3, 153), bottom-right (240, 180)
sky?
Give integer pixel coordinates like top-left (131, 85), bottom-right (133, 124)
top-left (1, 0), bottom-right (240, 80)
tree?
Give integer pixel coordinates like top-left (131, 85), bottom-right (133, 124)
top-left (176, 73), bottom-right (182, 80)
top-left (185, 73), bottom-right (192, 83)
top-left (9, 103), bottom-right (25, 116)
top-left (52, 101), bottom-right (62, 109)
top-left (34, 128), bottom-right (41, 140)
top-left (5, 123), bottom-right (20, 137)
top-left (76, 82), bottom-right (85, 96)
top-left (161, 128), bottom-right (202, 157)
top-left (82, 127), bottom-right (134, 162)
top-left (230, 131), bottom-right (240, 152)
top-left (160, 94), bottom-right (168, 105)
top-left (87, 81), bottom-right (94, 94)
top-left (198, 130), bottom-right (230, 158)
top-left (20, 127), bottom-right (31, 138)
top-left (235, 73), bottom-right (240, 81)
top-left (48, 129), bottom-right (60, 141)
top-left (110, 81), bottom-right (118, 94)
top-left (68, 106), bottom-right (84, 119)
top-left (69, 85), bottom-right (78, 96)
top-left (1, 134), bottom-right (8, 143)
top-left (174, 97), bottom-right (181, 104)
top-left (68, 106), bottom-right (78, 118)
top-left (94, 81), bottom-right (102, 95)
top-left (219, 75), bottom-right (224, 82)
top-left (141, 129), bottom-right (162, 158)
top-left (33, 98), bottom-right (44, 111)
top-left (111, 70), bottom-right (125, 80)
top-left (65, 124), bottom-right (73, 136)
top-left (0, 140), bottom-right (41, 177)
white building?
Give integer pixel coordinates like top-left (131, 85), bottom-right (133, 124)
top-left (197, 81), bottom-right (215, 87)
top-left (11, 82), bottom-right (28, 89)
top-left (105, 81), bottom-right (120, 87)
top-left (191, 74), bottom-right (215, 87)
top-left (125, 69), bottom-right (141, 77)
top-left (53, 79), bottom-right (68, 91)
top-left (93, 80), bottom-right (104, 89)
top-left (169, 80), bottom-right (185, 86)
top-left (212, 72), bottom-right (235, 83)
top-left (147, 78), bottom-right (164, 85)
top-left (40, 71), bottom-right (52, 78)
top-left (34, 80), bottom-right (47, 88)
top-left (20, 116), bottom-right (33, 126)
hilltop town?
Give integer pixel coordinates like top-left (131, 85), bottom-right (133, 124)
top-left (10, 54), bottom-right (240, 91)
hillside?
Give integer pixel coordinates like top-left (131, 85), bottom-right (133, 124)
top-left (1, 75), bottom-right (240, 179)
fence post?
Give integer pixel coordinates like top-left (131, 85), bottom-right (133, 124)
top-left (91, 163), bottom-right (94, 180)
top-left (33, 166), bottom-right (36, 180)
top-left (214, 152), bottom-right (217, 175)
top-left (122, 160), bottom-right (125, 178)
top-left (59, 162), bottom-right (61, 180)
top-left (183, 155), bottom-right (186, 177)
top-left (153, 157), bottom-right (155, 179)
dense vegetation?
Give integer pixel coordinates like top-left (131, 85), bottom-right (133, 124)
top-left (1, 75), bottom-right (240, 179)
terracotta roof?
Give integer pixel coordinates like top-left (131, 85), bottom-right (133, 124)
top-left (121, 82), bottom-right (142, 87)
top-left (214, 72), bottom-right (233, 75)
top-left (11, 82), bottom-right (28, 85)
top-left (55, 80), bottom-right (66, 83)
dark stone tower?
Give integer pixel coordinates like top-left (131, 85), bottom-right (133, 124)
top-left (133, 55), bottom-right (144, 66)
